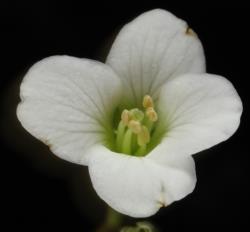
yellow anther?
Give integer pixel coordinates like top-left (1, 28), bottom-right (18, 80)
top-left (146, 107), bottom-right (158, 122)
top-left (143, 95), bottom-right (154, 108)
top-left (121, 109), bottom-right (130, 126)
top-left (137, 126), bottom-right (150, 146)
top-left (128, 120), bottom-right (142, 134)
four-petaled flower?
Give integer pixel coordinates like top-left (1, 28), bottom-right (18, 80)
top-left (17, 9), bottom-right (242, 217)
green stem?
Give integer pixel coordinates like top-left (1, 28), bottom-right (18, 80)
top-left (96, 207), bottom-right (123, 232)
top-left (106, 207), bottom-right (123, 230)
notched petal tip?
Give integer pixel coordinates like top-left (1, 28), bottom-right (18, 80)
top-left (156, 200), bottom-right (167, 208)
top-left (156, 186), bottom-right (168, 208)
top-left (185, 27), bottom-right (197, 37)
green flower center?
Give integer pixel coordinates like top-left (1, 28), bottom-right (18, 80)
top-left (109, 95), bottom-right (163, 157)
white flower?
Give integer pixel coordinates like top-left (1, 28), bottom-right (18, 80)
top-left (17, 9), bottom-right (242, 218)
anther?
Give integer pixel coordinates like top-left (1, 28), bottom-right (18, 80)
top-left (146, 107), bottom-right (158, 122)
top-left (121, 109), bottom-right (130, 126)
top-left (143, 95), bottom-right (154, 108)
top-left (128, 120), bottom-right (142, 134)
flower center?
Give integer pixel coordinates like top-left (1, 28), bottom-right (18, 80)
top-left (115, 95), bottom-right (158, 156)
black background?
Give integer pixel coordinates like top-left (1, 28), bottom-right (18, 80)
top-left (1, 1), bottom-right (249, 231)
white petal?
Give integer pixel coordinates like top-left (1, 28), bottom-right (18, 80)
top-left (87, 145), bottom-right (196, 218)
top-left (17, 56), bottom-right (122, 165)
top-left (149, 73), bottom-right (242, 162)
top-left (106, 9), bottom-right (205, 105)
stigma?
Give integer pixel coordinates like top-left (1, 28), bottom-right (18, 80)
top-left (115, 95), bottom-right (158, 156)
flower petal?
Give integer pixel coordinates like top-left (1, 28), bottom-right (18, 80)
top-left (149, 73), bottom-right (242, 162)
top-left (106, 9), bottom-right (205, 105)
top-left (87, 145), bottom-right (196, 217)
top-left (17, 56), bottom-right (122, 165)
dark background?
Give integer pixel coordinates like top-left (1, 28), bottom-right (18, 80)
top-left (1, 1), bottom-right (249, 231)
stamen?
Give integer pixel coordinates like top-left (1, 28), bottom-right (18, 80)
top-left (116, 121), bottom-right (126, 151)
top-left (137, 126), bottom-right (150, 146)
top-left (128, 120), bottom-right (142, 134)
top-left (121, 109), bottom-right (130, 126)
top-left (122, 129), bottom-right (133, 154)
top-left (114, 94), bottom-right (158, 156)
top-left (143, 95), bottom-right (154, 108)
top-left (146, 107), bottom-right (158, 122)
